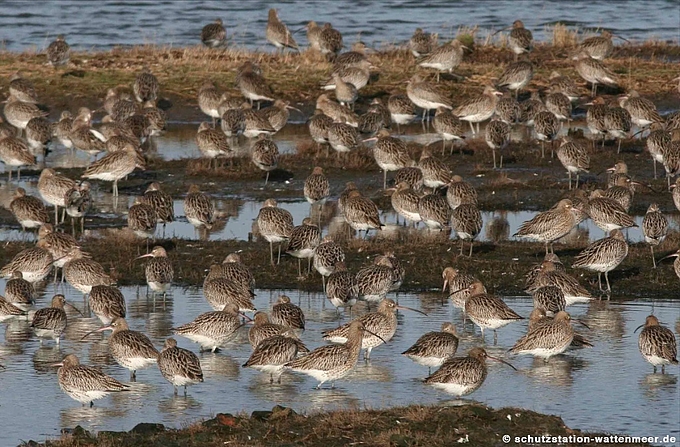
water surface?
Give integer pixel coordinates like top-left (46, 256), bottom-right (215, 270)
top-left (0, 282), bottom-right (678, 445)
top-left (0, 1), bottom-right (678, 53)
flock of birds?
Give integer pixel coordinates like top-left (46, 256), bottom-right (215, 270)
top-left (0, 9), bottom-right (679, 410)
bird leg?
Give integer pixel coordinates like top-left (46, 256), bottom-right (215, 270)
top-left (651, 246), bottom-right (656, 269)
top-left (277, 243), bottom-right (282, 265)
top-left (269, 241), bottom-right (275, 266)
top-left (492, 149), bottom-right (497, 169)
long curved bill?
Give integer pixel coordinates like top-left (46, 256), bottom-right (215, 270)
top-left (363, 327), bottom-right (387, 345)
top-left (80, 325), bottom-right (112, 341)
top-left (65, 301), bottom-right (84, 317)
top-left (135, 253), bottom-right (154, 260)
top-left (395, 304), bottom-right (428, 316)
top-left (487, 354), bottom-right (518, 371)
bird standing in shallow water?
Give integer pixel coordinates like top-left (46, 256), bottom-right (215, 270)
top-left (572, 229), bottom-right (628, 295)
top-left (53, 354), bottom-right (127, 407)
top-left (158, 338), bottom-right (204, 395)
top-left (402, 322), bottom-right (459, 374)
top-left (284, 320), bottom-right (384, 389)
top-left (635, 315), bottom-right (678, 374)
top-left (424, 347), bottom-right (516, 396)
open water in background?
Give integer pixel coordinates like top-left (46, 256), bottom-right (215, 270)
top-left (0, 1), bottom-right (678, 52)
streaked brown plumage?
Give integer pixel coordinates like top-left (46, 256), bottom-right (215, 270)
top-left (464, 281), bottom-right (523, 343)
top-left (8, 72), bottom-right (37, 103)
top-left (642, 203), bottom-right (668, 269)
top-left (63, 248), bottom-right (114, 294)
top-left (46, 35), bottom-right (70, 67)
top-left (424, 347), bottom-right (513, 396)
top-left (451, 203), bottom-right (483, 256)
top-left (418, 149), bottom-right (451, 189)
top-left (203, 270), bottom-right (255, 312)
top-left (286, 218), bottom-right (321, 276)
top-left (578, 31), bottom-right (614, 60)
top-left (248, 311), bottom-right (298, 349)
top-left (140, 182), bottom-right (173, 227)
top-left (128, 199), bottom-right (157, 240)
top-left (64, 181), bottom-right (91, 234)
top-left (0, 130), bottom-right (35, 181)
top-left (133, 67), bottom-right (159, 103)
top-left (509, 311), bottom-right (575, 361)
top-left (586, 96), bottom-right (609, 148)
top-left (618, 90), bottom-right (663, 128)
top-left (251, 134), bottom-right (279, 186)
top-left (184, 184), bottom-right (215, 230)
top-left (313, 236), bottom-right (345, 288)
top-left (407, 75), bottom-right (452, 125)
top-left (316, 94), bottom-right (359, 126)
top-left (508, 20), bottom-right (533, 59)
top-left (513, 199), bottom-right (576, 253)
top-left (0, 247), bottom-right (53, 283)
top-left (271, 295), bottom-right (305, 333)
top-left (548, 71), bottom-right (580, 102)
top-left (418, 193), bottom-right (450, 231)
top-left (636, 315), bottom-right (678, 374)
top-left (453, 86), bottom-right (502, 135)
top-left (318, 23), bottom-right (343, 57)
top-left (587, 190), bottom-right (637, 233)
top-left (572, 229), bottom-right (628, 293)
top-left (409, 28), bottom-right (438, 57)
top-left (343, 190), bottom-right (383, 237)
top-left (418, 39), bottom-right (466, 82)
top-left (237, 62), bottom-right (275, 107)
top-left (3, 270), bottom-right (35, 310)
top-left (556, 137), bottom-right (590, 190)
top-left (38, 168), bottom-right (76, 225)
top-left (604, 106), bottom-right (632, 154)
top-left (284, 319), bottom-right (368, 389)
top-left (391, 181), bottom-right (421, 226)
top-left (197, 121), bottom-right (232, 169)
top-left (573, 51), bottom-right (618, 96)
top-left (323, 298), bottom-right (424, 359)
top-left (266, 8), bottom-right (298, 51)
top-left (370, 129), bottom-right (414, 189)
top-left (55, 354), bottom-right (127, 406)
top-left (402, 322), bottom-right (458, 373)
top-left (82, 144), bottom-right (144, 196)
top-left (355, 259), bottom-right (395, 304)
top-left (433, 107), bottom-right (465, 156)
top-left (257, 198), bottom-right (294, 265)
top-left (3, 96), bottom-right (47, 130)
top-left (496, 60), bottom-right (533, 99)
top-left (531, 285), bottom-right (566, 316)
top-left (36, 223), bottom-right (79, 270)
top-left (201, 19), bottom-right (226, 48)
top-left (10, 187), bottom-right (49, 230)
top-left (174, 303), bottom-right (243, 353)
top-left (0, 295), bottom-right (24, 321)
top-left (88, 285), bottom-right (126, 326)
top-left (304, 166), bottom-right (330, 207)
top-left (446, 175), bottom-right (478, 210)
top-left (442, 267), bottom-right (481, 318)
top-left (325, 261), bottom-right (358, 311)
top-left (31, 294), bottom-right (68, 344)
top-left (387, 94), bottom-right (416, 133)
top-left (243, 334), bottom-right (309, 383)
top-left (96, 317), bottom-right (159, 380)
top-left (526, 259), bottom-right (593, 306)
top-left (158, 338), bottom-right (204, 395)
top-left (534, 111), bottom-right (559, 159)
top-left (485, 119), bottom-right (510, 169)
